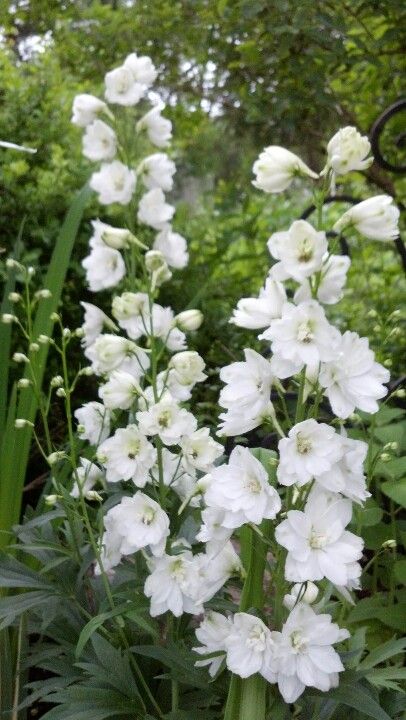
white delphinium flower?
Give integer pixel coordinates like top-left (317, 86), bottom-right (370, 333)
top-left (196, 541), bottom-right (243, 603)
top-left (112, 292), bottom-right (150, 340)
top-left (253, 146), bottom-right (318, 194)
top-left (316, 435), bottom-right (370, 504)
top-left (137, 392), bottom-right (197, 445)
top-left (82, 245), bottom-right (126, 292)
top-left (275, 487), bottom-right (363, 586)
top-left (123, 52), bottom-right (157, 87)
top-left (225, 613), bottom-right (277, 681)
top-left (153, 226), bottom-right (189, 269)
top-left (82, 119), bottom-right (117, 161)
top-left (71, 457), bottom-right (104, 499)
top-left (89, 219), bottom-right (133, 250)
top-left (333, 195), bottom-right (400, 242)
top-left (277, 419), bottom-right (343, 488)
top-left (325, 127), bottom-right (372, 175)
top-left (319, 330), bottom-right (389, 418)
top-left (145, 250), bottom-right (172, 287)
top-left (273, 603), bottom-right (349, 703)
top-left (268, 220), bottom-right (327, 282)
top-left (169, 351), bottom-right (206, 386)
top-left (75, 401), bottom-right (111, 445)
top-left (218, 349), bottom-right (274, 436)
top-left (193, 612), bottom-right (232, 677)
top-left (144, 550), bottom-right (204, 617)
top-left (96, 529), bottom-right (123, 575)
top-left (90, 161), bottom-right (136, 205)
top-left (104, 64), bottom-right (146, 106)
top-left (99, 370), bottom-right (142, 410)
top-left (196, 507), bottom-right (233, 545)
top-left (85, 334), bottom-right (150, 378)
top-left (175, 309), bottom-right (203, 331)
top-left (139, 153), bottom-right (176, 191)
top-left (260, 300), bottom-right (340, 378)
top-left (180, 428), bottom-right (223, 474)
top-left (294, 255), bottom-right (351, 305)
top-left (151, 304), bottom-right (186, 351)
top-left (97, 425), bottom-right (156, 486)
top-left (71, 94), bottom-right (107, 127)
top-left (80, 302), bottom-right (114, 348)
top-left (230, 276), bottom-right (286, 329)
top-left (104, 492), bottom-right (169, 558)
top-left (283, 581), bottom-right (319, 610)
top-left (137, 105), bottom-right (172, 148)
top-left (137, 188), bottom-right (175, 230)
top-left (204, 446), bottom-right (281, 528)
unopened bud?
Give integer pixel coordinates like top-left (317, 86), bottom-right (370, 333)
top-left (17, 378), bottom-right (31, 388)
top-left (62, 328), bottom-right (71, 339)
top-left (175, 309), bottom-right (203, 331)
top-left (383, 441), bottom-right (398, 452)
top-left (393, 388), bottom-right (405, 398)
top-left (45, 494), bottom-right (61, 506)
top-left (101, 227), bottom-right (133, 250)
top-left (367, 309), bottom-right (378, 318)
top-left (27, 266), bottom-right (35, 277)
top-left (2, 313), bottom-right (17, 324)
top-left (56, 387), bottom-right (67, 398)
top-left (283, 581), bottom-right (319, 610)
top-left (34, 289), bottom-right (52, 300)
top-left (389, 327), bottom-right (401, 338)
top-left (29, 342), bottom-right (40, 352)
top-left (8, 292), bottom-right (21, 303)
top-left (79, 366), bottom-right (94, 376)
top-left (50, 312), bottom-right (60, 322)
top-left (50, 375), bottom-right (63, 388)
top-left (38, 334), bottom-right (51, 345)
top-left (382, 539), bottom-right (396, 549)
top-left (47, 451), bottom-right (66, 466)
top-left (383, 359), bottom-right (392, 368)
top-left (380, 452), bottom-right (391, 462)
top-left (85, 490), bottom-right (103, 502)
top-left (389, 309), bottom-right (401, 319)
top-left (77, 423), bottom-right (86, 434)
top-left (6, 258), bottom-right (21, 270)
top-left (15, 418), bottom-right (34, 429)
top-left (373, 324), bottom-right (381, 334)
top-left (75, 327), bottom-right (85, 338)
top-left (13, 352), bottom-right (29, 363)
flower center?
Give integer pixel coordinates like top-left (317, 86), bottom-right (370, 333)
top-left (296, 432), bottom-right (312, 454)
top-left (170, 558), bottom-right (186, 582)
top-left (127, 438), bottom-right (140, 460)
top-left (246, 625), bottom-right (267, 652)
top-left (297, 237), bottom-right (314, 263)
top-left (290, 630), bottom-right (308, 653)
top-left (309, 528), bottom-right (327, 549)
top-left (141, 506), bottom-right (155, 525)
top-left (158, 410), bottom-right (172, 428)
top-left (297, 320), bottom-right (314, 343)
top-left (245, 475), bottom-right (262, 494)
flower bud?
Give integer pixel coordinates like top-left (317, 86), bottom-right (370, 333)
top-left (15, 418), bottom-right (34, 428)
top-left (283, 581), bottom-right (319, 610)
top-left (382, 539), bottom-right (397, 549)
top-left (38, 334), bottom-right (51, 345)
top-left (50, 375), bottom-right (64, 388)
top-left (383, 441), bottom-right (398, 452)
top-left (2, 313), bottom-right (17, 324)
top-left (75, 327), bottom-right (85, 338)
top-left (6, 258), bottom-right (21, 270)
top-left (175, 309), bottom-right (203, 331)
top-left (62, 328), bottom-right (71, 339)
top-left (29, 342), bottom-right (40, 352)
top-left (384, 359), bottom-right (392, 368)
top-left (367, 309), bottom-right (378, 318)
top-left (13, 352), bottom-right (29, 363)
top-left (47, 451), bottom-right (66, 466)
top-left (76, 423), bottom-right (86, 434)
top-left (393, 388), bottom-right (405, 398)
top-left (50, 312), bottom-right (60, 322)
top-left (8, 292), bottom-right (21, 303)
top-left (45, 494), bottom-right (61, 506)
top-left (17, 378), bottom-right (31, 388)
top-left (27, 266), bottom-right (35, 277)
top-left (78, 366), bottom-right (94, 376)
top-left (56, 388), bottom-right (67, 398)
top-left (35, 289), bottom-right (52, 299)
top-left (85, 490), bottom-right (103, 502)
top-left (379, 452), bottom-right (391, 462)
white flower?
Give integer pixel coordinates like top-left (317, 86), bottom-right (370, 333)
top-left (137, 392), bottom-right (197, 445)
top-left (268, 220), bottom-right (327, 282)
top-left (75, 401), bottom-right (111, 445)
top-left (230, 276), bottom-right (286, 330)
top-left (274, 603), bottom-right (349, 703)
top-left (123, 52), bottom-right (157, 87)
top-left (174, 309), bottom-right (203, 331)
top-left (325, 127), bottom-right (372, 175)
top-left (253, 146), bottom-right (318, 194)
top-left (319, 330), bottom-right (390, 418)
top-left (144, 551), bottom-right (204, 617)
top-left (180, 428), bottom-right (223, 474)
top-left (104, 492), bottom-right (169, 558)
top-left (89, 219), bottom-right (133, 250)
top-left (137, 188), bottom-right (175, 230)
top-left (316, 435), bottom-right (370, 504)
top-left (277, 419), bottom-right (343, 488)
top-left (275, 487), bottom-right (363, 586)
top-left (82, 246), bottom-right (126, 292)
top-left (71, 94), bottom-right (107, 127)
top-left (294, 255), bottom-right (351, 306)
top-left (153, 226), bottom-right (189, 269)
top-left (82, 119), bottom-right (117, 161)
top-left (90, 161), bottom-right (136, 205)
top-left (71, 458), bottom-right (104, 499)
top-left (283, 582), bottom-right (319, 610)
top-left (169, 351), bottom-right (206, 387)
top-left (104, 65), bottom-right (146, 106)
top-left (195, 542), bottom-right (243, 603)
top-left (80, 302), bottom-right (113, 348)
top-left (99, 370), bottom-right (142, 410)
top-left (151, 304), bottom-right (186, 351)
top-left (196, 507), bottom-right (233, 545)
top-left (260, 300), bottom-right (340, 378)
top-left (85, 334), bottom-right (150, 378)
top-left (137, 105), bottom-right (172, 148)
top-left (204, 446), bottom-right (281, 528)
top-left (96, 530), bottom-right (123, 575)
top-left (193, 612), bottom-right (232, 677)
top-left (333, 195), bottom-right (400, 242)
top-left (111, 292), bottom-right (150, 340)
top-left (218, 349), bottom-right (274, 436)
top-left (97, 425), bottom-right (156, 487)
top-left (139, 153), bottom-right (176, 191)
top-left (225, 613), bottom-right (277, 681)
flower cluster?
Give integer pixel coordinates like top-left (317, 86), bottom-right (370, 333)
top-left (70, 61), bottom-right (399, 710)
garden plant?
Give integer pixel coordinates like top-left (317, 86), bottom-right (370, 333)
top-left (0, 42), bottom-right (405, 720)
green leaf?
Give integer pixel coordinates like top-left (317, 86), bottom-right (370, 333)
top-left (347, 599), bottom-right (406, 632)
top-left (394, 559), bottom-right (406, 585)
top-left (0, 552), bottom-right (54, 589)
top-left (359, 637), bottom-right (406, 670)
top-left (249, 448), bottom-right (278, 484)
top-left (325, 683), bottom-right (392, 720)
top-left (381, 479), bottom-right (406, 507)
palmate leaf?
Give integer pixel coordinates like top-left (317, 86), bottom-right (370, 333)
top-left (0, 184), bottom-right (91, 552)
